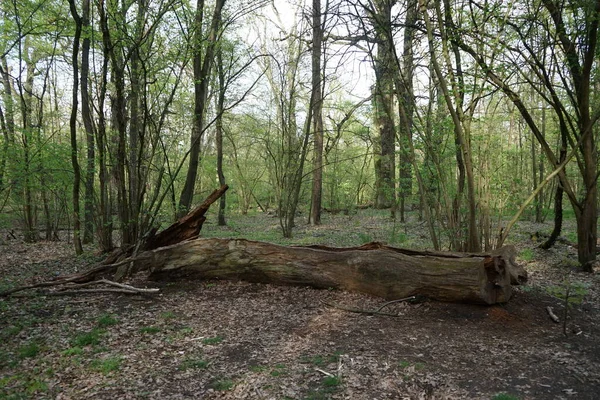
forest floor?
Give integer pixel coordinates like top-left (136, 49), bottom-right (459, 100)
top-left (1, 209), bottom-right (600, 399)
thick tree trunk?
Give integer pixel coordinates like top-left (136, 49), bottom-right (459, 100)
top-left (144, 239), bottom-right (523, 305)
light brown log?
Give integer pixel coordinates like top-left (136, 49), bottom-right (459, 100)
top-left (144, 239), bottom-right (521, 304)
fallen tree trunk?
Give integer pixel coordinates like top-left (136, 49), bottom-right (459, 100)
top-left (142, 239), bottom-right (522, 304)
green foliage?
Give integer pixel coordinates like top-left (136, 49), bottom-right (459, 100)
top-left (249, 364), bottom-right (268, 373)
top-left (322, 376), bottom-right (341, 388)
top-left (398, 360), bottom-right (426, 371)
top-left (160, 311), bottom-right (176, 320)
top-left (300, 351), bottom-right (343, 366)
top-left (546, 281), bottom-right (589, 305)
top-left (357, 232), bottom-right (373, 243)
top-left (180, 356), bottom-right (209, 370)
top-left (140, 326), bottom-right (161, 334)
top-left (91, 356), bottom-right (122, 374)
top-left (72, 328), bottom-right (104, 347)
top-left (518, 248), bottom-right (534, 262)
top-left (270, 364), bottom-right (287, 377)
top-left (97, 314), bottom-right (119, 327)
top-left (202, 336), bottom-right (223, 345)
top-left (1, 324), bottom-right (22, 340)
top-left (18, 341), bottom-right (41, 359)
top-left (62, 347), bottom-right (84, 356)
top-left (304, 375), bottom-right (342, 399)
top-left (211, 378), bottom-right (234, 391)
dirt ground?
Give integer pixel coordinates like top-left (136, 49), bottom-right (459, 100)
top-left (1, 211), bottom-right (599, 399)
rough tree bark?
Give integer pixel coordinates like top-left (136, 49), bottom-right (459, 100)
top-left (142, 240), bottom-right (525, 305)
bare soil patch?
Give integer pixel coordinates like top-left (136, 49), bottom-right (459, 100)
top-left (1, 211), bottom-right (599, 399)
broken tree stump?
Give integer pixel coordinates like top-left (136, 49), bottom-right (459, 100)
top-left (143, 185), bottom-right (229, 251)
top-left (142, 239), bottom-right (522, 304)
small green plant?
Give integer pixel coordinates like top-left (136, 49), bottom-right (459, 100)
top-left (18, 341), bottom-right (41, 358)
top-left (97, 314), bottom-right (119, 327)
top-left (519, 248), bottom-right (534, 262)
top-left (389, 231), bottom-right (408, 245)
top-left (399, 360), bottom-right (411, 369)
top-left (202, 336), bottom-right (223, 345)
top-left (492, 393), bottom-right (520, 400)
top-left (270, 364), bottom-right (287, 377)
top-left (546, 281), bottom-right (589, 305)
top-left (160, 311), bottom-right (176, 320)
top-left (72, 328), bottom-right (104, 346)
top-left (323, 376), bottom-right (341, 388)
top-left (140, 326), bottom-right (161, 334)
top-left (249, 364), bottom-right (268, 373)
top-left (357, 232), bottom-right (373, 243)
top-left (1, 324), bottom-right (22, 340)
top-left (62, 347), bottom-right (84, 356)
top-left (91, 356), bottom-right (122, 374)
top-left (180, 357), bottom-right (209, 370)
top-left (211, 378), bottom-right (234, 391)
top-left (26, 378), bottom-right (49, 394)
top-left (301, 351), bottom-right (343, 366)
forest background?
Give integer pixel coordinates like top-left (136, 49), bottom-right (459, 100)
top-left (0, 0), bottom-right (599, 267)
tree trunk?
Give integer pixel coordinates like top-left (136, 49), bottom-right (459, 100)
top-left (216, 48), bottom-right (227, 226)
top-left (309, 0), bottom-right (324, 225)
top-left (372, 0), bottom-right (396, 210)
top-left (397, 0), bottom-right (417, 222)
top-left (81, 0), bottom-right (95, 244)
top-left (144, 239), bottom-right (523, 305)
top-left (178, 0), bottom-right (225, 217)
top-left (68, 0), bottom-right (83, 254)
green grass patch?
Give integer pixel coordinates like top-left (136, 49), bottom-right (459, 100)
top-left (91, 356), bottom-right (122, 374)
top-left (249, 364), bottom-right (268, 373)
top-left (72, 328), bottom-right (104, 347)
top-left (202, 335), bottom-right (223, 345)
top-left (322, 375), bottom-right (341, 388)
top-left (1, 324), bottom-right (22, 340)
top-left (97, 314), bottom-right (119, 327)
top-left (357, 232), bottom-right (373, 243)
top-left (518, 248), bottom-right (534, 262)
top-left (211, 378), bottom-right (234, 391)
top-left (270, 364), bottom-right (287, 377)
top-left (300, 351), bottom-right (343, 366)
top-left (304, 375), bottom-right (342, 399)
top-left (140, 326), bottom-right (161, 334)
top-left (18, 341), bottom-right (41, 359)
top-left (160, 311), bottom-right (176, 320)
top-left (62, 346), bottom-right (84, 356)
top-left (180, 356), bottom-right (209, 370)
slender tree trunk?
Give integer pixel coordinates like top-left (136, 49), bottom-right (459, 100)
top-left (397, 0), bottom-right (417, 222)
top-left (309, 0), bottom-right (324, 225)
top-left (81, 0), bottom-right (95, 244)
top-left (216, 48), bottom-right (227, 226)
top-left (96, 34), bottom-right (113, 252)
top-left (68, 0), bottom-right (84, 254)
top-left (178, 0), bottom-right (225, 216)
top-left (422, 0), bottom-right (480, 252)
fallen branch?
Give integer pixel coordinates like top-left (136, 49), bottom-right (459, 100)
top-left (322, 301), bottom-right (402, 317)
top-left (43, 288), bottom-right (146, 296)
top-left (375, 296), bottom-right (417, 312)
top-left (57, 278), bottom-right (159, 294)
top-left (315, 368), bottom-right (335, 377)
top-left (546, 306), bottom-right (560, 323)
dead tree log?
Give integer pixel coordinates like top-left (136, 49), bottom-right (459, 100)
top-left (142, 239), bottom-right (522, 304)
top-left (143, 185), bottom-right (229, 250)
